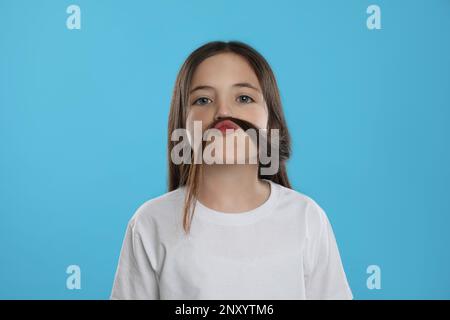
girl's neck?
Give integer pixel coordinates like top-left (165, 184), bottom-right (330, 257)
top-left (197, 164), bottom-right (270, 213)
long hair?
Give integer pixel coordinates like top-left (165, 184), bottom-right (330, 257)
top-left (167, 41), bottom-right (292, 234)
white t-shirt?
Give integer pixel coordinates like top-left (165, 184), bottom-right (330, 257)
top-left (110, 179), bottom-right (353, 300)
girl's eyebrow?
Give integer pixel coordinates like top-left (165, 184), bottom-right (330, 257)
top-left (233, 82), bottom-right (261, 93)
top-left (189, 85), bottom-right (214, 94)
top-left (189, 82), bottom-right (261, 94)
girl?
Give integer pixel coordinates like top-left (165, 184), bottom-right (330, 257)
top-left (110, 41), bottom-right (353, 300)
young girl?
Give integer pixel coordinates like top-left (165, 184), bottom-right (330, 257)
top-left (110, 41), bottom-right (353, 300)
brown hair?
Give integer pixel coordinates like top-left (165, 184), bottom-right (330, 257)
top-left (167, 41), bottom-right (292, 234)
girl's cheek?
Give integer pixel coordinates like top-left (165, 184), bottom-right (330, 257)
top-left (185, 111), bottom-right (196, 137)
top-left (242, 105), bottom-right (269, 129)
top-left (186, 108), bottom-right (211, 133)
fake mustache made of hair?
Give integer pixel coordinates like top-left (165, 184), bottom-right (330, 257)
top-left (201, 116), bottom-right (289, 163)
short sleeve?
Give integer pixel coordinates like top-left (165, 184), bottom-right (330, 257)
top-left (110, 218), bottom-right (160, 300)
top-left (303, 200), bottom-right (353, 300)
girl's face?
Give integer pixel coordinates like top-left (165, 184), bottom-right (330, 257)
top-left (186, 52), bottom-right (268, 164)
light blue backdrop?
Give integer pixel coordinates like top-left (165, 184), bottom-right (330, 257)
top-left (1, 0), bottom-right (449, 299)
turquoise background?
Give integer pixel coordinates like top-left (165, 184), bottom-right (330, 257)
top-left (1, 0), bottom-right (449, 299)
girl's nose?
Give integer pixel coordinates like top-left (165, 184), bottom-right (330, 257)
top-left (214, 100), bottom-right (232, 120)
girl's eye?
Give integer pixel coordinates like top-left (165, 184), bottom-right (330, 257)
top-left (193, 97), bottom-right (212, 106)
top-left (237, 95), bottom-right (254, 104)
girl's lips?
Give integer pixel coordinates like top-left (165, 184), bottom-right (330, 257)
top-left (214, 120), bottom-right (240, 133)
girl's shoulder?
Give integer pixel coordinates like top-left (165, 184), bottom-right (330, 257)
top-left (126, 187), bottom-right (185, 233)
top-left (272, 181), bottom-right (330, 227)
top-left (274, 181), bottom-right (324, 211)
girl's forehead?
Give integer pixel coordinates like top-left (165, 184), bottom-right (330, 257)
top-left (190, 53), bottom-right (261, 89)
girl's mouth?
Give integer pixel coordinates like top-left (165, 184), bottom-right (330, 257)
top-left (213, 119), bottom-right (240, 134)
